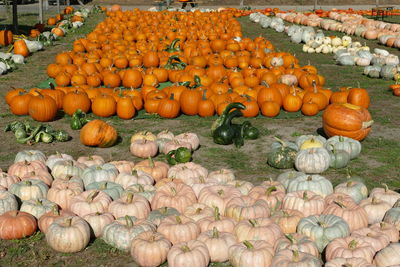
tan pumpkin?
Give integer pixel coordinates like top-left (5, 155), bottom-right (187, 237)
top-left (229, 240), bottom-right (274, 267)
top-left (38, 206), bottom-right (74, 233)
top-left (151, 182), bottom-right (197, 213)
top-left (183, 203), bottom-right (214, 222)
top-left (234, 217), bottom-right (282, 245)
top-left (325, 236), bottom-right (375, 263)
top-left (370, 222), bottom-right (399, 243)
top-left (248, 185), bottom-right (286, 210)
top-left (157, 215), bottom-right (200, 245)
top-left (197, 207), bottom-right (236, 233)
top-left (225, 196), bottom-right (270, 221)
top-left (198, 185), bottom-right (241, 214)
top-left (69, 190), bottom-right (112, 217)
top-left (197, 227), bottom-right (236, 263)
top-left (274, 233), bottom-right (319, 257)
top-left (108, 192), bottom-right (150, 219)
top-left (130, 140), bottom-right (158, 158)
top-left (167, 240), bottom-right (210, 267)
top-left (271, 209), bottom-right (304, 234)
top-left (134, 158), bottom-right (169, 182)
top-left (359, 197), bottom-right (392, 224)
top-left (82, 212), bottom-right (115, 238)
top-left (271, 249), bottom-right (322, 267)
top-left (351, 227), bottom-right (390, 252)
top-left (282, 190), bottom-right (325, 217)
top-left (369, 184), bottom-right (400, 207)
top-left (322, 201), bottom-right (368, 232)
top-left (131, 231), bottom-right (171, 267)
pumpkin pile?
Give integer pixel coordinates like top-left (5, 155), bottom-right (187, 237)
top-left (1, 149), bottom-right (400, 267)
top-left (267, 134), bottom-right (362, 171)
top-left (6, 8), bottom-right (376, 121)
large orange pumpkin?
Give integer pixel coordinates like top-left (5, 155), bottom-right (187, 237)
top-left (28, 93), bottom-right (58, 122)
top-left (80, 120), bottom-right (118, 148)
top-left (322, 103), bottom-right (373, 141)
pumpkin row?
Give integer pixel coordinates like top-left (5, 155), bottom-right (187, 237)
top-left (1, 149), bottom-right (400, 267)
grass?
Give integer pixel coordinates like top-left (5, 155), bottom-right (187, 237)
top-left (0, 10), bottom-right (400, 267)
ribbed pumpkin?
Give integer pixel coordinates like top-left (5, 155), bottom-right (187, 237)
top-left (180, 88), bottom-right (201, 116)
top-left (92, 94), bottom-right (116, 117)
top-left (122, 69), bottom-right (143, 89)
top-left (9, 92), bottom-right (32, 115)
top-left (322, 103), bottom-right (373, 141)
top-left (158, 93), bottom-right (180, 118)
top-left (28, 93), bottom-right (58, 122)
top-left (62, 90), bottom-right (91, 115)
top-left (13, 40), bottom-right (29, 57)
top-left (80, 120), bottom-right (118, 148)
top-left (117, 96), bottom-right (136, 120)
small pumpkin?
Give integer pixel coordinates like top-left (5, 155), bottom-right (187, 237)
top-left (295, 147), bottom-right (330, 174)
top-left (131, 231), bottom-right (171, 267)
top-left (0, 211), bottom-right (37, 240)
top-left (28, 93), bottom-right (58, 122)
top-left (80, 120), bottom-right (118, 148)
top-left (267, 138), bottom-right (298, 169)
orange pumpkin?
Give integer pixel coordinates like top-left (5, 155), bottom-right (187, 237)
top-left (347, 88), bottom-right (370, 109)
top-left (322, 103), bottom-right (373, 141)
top-left (157, 94), bottom-right (180, 118)
top-left (261, 101), bottom-right (280, 117)
top-left (28, 93), bottom-right (58, 122)
top-left (92, 94), bottom-right (116, 117)
top-left (117, 95), bottom-right (136, 120)
top-left (62, 90), bottom-right (91, 115)
top-left (80, 120), bottom-right (118, 148)
top-left (13, 40), bottom-right (29, 57)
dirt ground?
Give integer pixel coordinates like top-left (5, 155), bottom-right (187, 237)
top-left (0, 9), bottom-right (399, 267)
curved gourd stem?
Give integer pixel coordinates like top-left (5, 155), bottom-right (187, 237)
top-left (212, 227), bottom-right (219, 238)
top-left (243, 240), bottom-right (254, 249)
top-left (86, 190), bottom-right (100, 202)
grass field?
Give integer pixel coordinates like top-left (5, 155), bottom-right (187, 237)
top-left (0, 10), bottom-right (399, 266)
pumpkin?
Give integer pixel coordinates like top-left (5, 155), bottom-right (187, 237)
top-left (234, 217), bottom-right (282, 245)
top-left (9, 179), bottom-right (49, 201)
top-left (9, 92), bottom-right (33, 115)
top-left (373, 242), bottom-right (400, 267)
top-left (0, 211), bottom-right (37, 240)
top-left (325, 257), bottom-right (375, 267)
top-left (158, 93), bottom-right (180, 118)
top-left (69, 190), bottom-right (112, 217)
top-left (295, 135), bottom-right (326, 150)
top-left (134, 158), bottom-right (169, 182)
top-left (325, 236), bottom-right (375, 263)
top-left (248, 185), bottom-right (285, 210)
top-left (81, 163), bottom-right (119, 188)
top-left (322, 103), bottom-right (373, 141)
top-left (287, 174), bottom-right (333, 197)
top-left (383, 207), bottom-right (400, 231)
top-left (167, 240), bottom-right (210, 267)
top-left (295, 147), bottom-right (330, 174)
top-left (117, 95), bottom-right (136, 119)
top-left (20, 198), bottom-right (56, 219)
top-left (76, 155), bottom-right (105, 168)
top-left (122, 69), bottom-right (142, 88)
top-left (197, 228), bottom-right (236, 263)
top-left (14, 40), bottom-right (29, 57)
top-left (359, 197), bottom-right (392, 224)
top-left (271, 209), bottom-right (303, 234)
top-left (20, 169), bottom-right (53, 186)
top-left (167, 162), bottom-right (208, 185)
top-left (38, 205), bottom-right (74, 233)
top-left (86, 181), bottom-right (123, 200)
top-left (322, 201), bottom-right (368, 232)
top-left (62, 90), bottom-right (91, 115)
top-left (82, 212), bottom-right (115, 238)
top-left (260, 101), bottom-right (280, 117)
top-left (92, 94), bottom-right (116, 117)
top-left (328, 147), bottom-right (350, 169)
top-left (267, 138), bottom-right (298, 169)
top-left (108, 160), bottom-right (136, 174)
top-left (151, 182), bottom-right (197, 213)
top-left (197, 206), bottom-right (236, 233)
top-left (51, 160), bottom-right (85, 180)
top-left (180, 88), bottom-right (201, 116)
top-left (80, 120), bottom-right (118, 148)
top-left (0, 172), bottom-right (20, 189)
top-left (347, 87), bottom-right (370, 109)
top-left (103, 215), bottom-right (156, 251)
top-left (47, 176), bottom-right (83, 210)
top-left (131, 131), bottom-right (157, 143)
top-left (352, 227), bottom-right (390, 252)
top-left (274, 233), bottom-right (319, 257)
top-left (147, 207), bottom-right (180, 227)
top-left (282, 190), bottom-right (325, 217)
top-left (130, 140), bottom-right (158, 158)
top-left (174, 133), bottom-right (200, 151)
top-left (108, 192), bottom-right (150, 219)
top-left (46, 216), bottom-right (91, 253)
top-left (301, 101), bottom-right (319, 116)
top-left (297, 214), bottom-right (350, 252)
top-left (198, 185), bottom-right (241, 214)
top-left (5, 88), bottom-right (27, 105)
top-left (277, 170), bottom-right (305, 189)
top-left (0, 189), bottom-right (18, 215)
top-left (271, 249), bottom-right (322, 267)
top-left (225, 196), bottom-right (270, 221)
top-left (157, 215), bottom-right (200, 245)
top-left (183, 203), bottom-right (214, 222)
top-left (131, 231), bottom-right (171, 267)
top-left (8, 160), bottom-right (47, 177)
top-left (334, 180), bottom-right (368, 204)
top-left (370, 222), bottom-right (399, 243)
top-left (0, 30), bottom-right (13, 46)
top-left (229, 240), bottom-right (274, 267)
top-left (325, 136), bottom-right (361, 159)
top-left (370, 184), bottom-right (400, 207)
top-left (207, 169), bottom-right (235, 183)
top-left (126, 184), bottom-right (156, 202)
top-left (114, 170), bottom-right (154, 189)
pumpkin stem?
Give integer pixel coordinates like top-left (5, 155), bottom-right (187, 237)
top-left (292, 249), bottom-right (300, 261)
top-left (169, 93), bottom-right (175, 100)
top-left (217, 189), bottom-right (224, 196)
top-left (265, 186), bottom-right (277, 196)
top-left (181, 245), bottom-right (191, 253)
top-left (87, 190), bottom-right (100, 202)
top-left (348, 239), bottom-right (358, 249)
top-left (160, 207), bottom-right (168, 215)
top-left (382, 183), bottom-right (389, 192)
top-left (283, 234), bottom-right (296, 245)
top-left (148, 157), bottom-right (155, 168)
top-left (126, 192), bottom-right (134, 204)
top-left (36, 199), bottom-right (43, 205)
top-left (306, 176), bottom-right (313, 181)
top-left (212, 227), bottom-right (219, 238)
top-left (249, 219), bottom-right (257, 227)
top-left (333, 201), bottom-right (347, 209)
top-left (100, 182), bottom-right (107, 190)
top-left (362, 120), bottom-right (374, 129)
top-left (24, 180), bottom-right (32, 186)
top-left (302, 191), bottom-right (308, 201)
top-left (125, 215), bottom-right (134, 227)
top-left (170, 186), bottom-right (177, 196)
top-left (137, 184), bottom-right (144, 193)
top-left (273, 136), bottom-right (286, 147)
top-left (243, 240), bottom-right (254, 249)
top-left (131, 169), bottom-right (138, 176)
top-left (65, 217), bottom-right (73, 227)
top-left (214, 207), bottom-right (221, 221)
top-left (51, 205), bottom-right (60, 215)
top-left (175, 215), bottom-right (182, 224)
